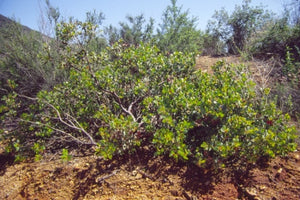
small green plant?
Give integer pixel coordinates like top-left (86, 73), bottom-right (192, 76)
top-left (61, 148), bottom-right (72, 162)
top-left (272, 46), bottom-right (300, 115)
top-left (283, 47), bottom-right (300, 82)
top-left (31, 143), bottom-right (45, 161)
top-left (3, 140), bottom-right (25, 163)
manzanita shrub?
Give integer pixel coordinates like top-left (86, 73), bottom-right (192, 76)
top-left (148, 62), bottom-right (297, 167)
top-left (1, 35), bottom-right (195, 160)
top-left (0, 20), bottom-right (297, 168)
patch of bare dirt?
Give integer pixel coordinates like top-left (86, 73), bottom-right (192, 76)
top-left (196, 55), bottom-right (278, 89)
top-left (241, 152), bottom-right (300, 200)
top-left (0, 145), bottom-right (300, 200)
top-left (195, 55), bottom-right (242, 73)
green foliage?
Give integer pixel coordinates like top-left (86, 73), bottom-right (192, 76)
top-left (105, 14), bottom-right (154, 46)
top-left (61, 148), bottom-right (72, 162)
top-left (147, 61), bottom-right (297, 167)
top-left (0, 7), bottom-right (297, 170)
top-left (1, 16), bottom-right (196, 159)
top-left (207, 0), bottom-right (271, 55)
top-left (272, 47), bottom-right (300, 115)
top-left (0, 18), bottom-right (59, 97)
top-left (2, 29), bottom-right (297, 168)
top-left (283, 47), bottom-right (300, 81)
top-left (30, 41), bottom-right (196, 159)
top-left (32, 143), bottom-right (45, 161)
top-left (156, 0), bottom-right (202, 53)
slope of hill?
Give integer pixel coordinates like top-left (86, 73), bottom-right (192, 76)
top-left (0, 14), bottom-right (35, 32)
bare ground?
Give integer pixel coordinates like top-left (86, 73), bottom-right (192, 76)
top-left (0, 145), bottom-right (299, 200)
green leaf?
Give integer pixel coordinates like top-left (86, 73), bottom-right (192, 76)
top-left (201, 142), bottom-right (209, 150)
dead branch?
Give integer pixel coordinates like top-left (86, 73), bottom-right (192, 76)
top-left (64, 112), bottom-right (97, 145)
top-left (15, 93), bottom-right (97, 145)
top-left (16, 93), bottom-right (38, 101)
top-left (96, 90), bottom-right (142, 124)
top-left (136, 168), bottom-right (155, 180)
top-left (19, 119), bottom-right (91, 145)
top-left (45, 102), bottom-right (97, 145)
top-left (96, 169), bottom-right (120, 184)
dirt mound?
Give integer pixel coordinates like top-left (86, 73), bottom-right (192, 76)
top-left (0, 146), bottom-right (299, 200)
top-left (196, 55), bottom-right (277, 89)
top-left (195, 55), bottom-right (242, 73)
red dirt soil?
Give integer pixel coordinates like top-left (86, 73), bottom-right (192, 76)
top-left (0, 146), bottom-right (299, 200)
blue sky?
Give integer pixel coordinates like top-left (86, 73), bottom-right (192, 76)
top-left (0, 0), bottom-right (285, 32)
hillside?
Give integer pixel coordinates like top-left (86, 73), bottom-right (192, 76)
top-left (0, 14), bottom-right (13, 28)
top-left (0, 14), bottom-right (38, 33)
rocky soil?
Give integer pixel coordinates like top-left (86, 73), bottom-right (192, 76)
top-left (0, 145), bottom-right (300, 200)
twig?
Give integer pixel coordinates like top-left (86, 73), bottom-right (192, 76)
top-left (15, 90), bottom-right (97, 145)
top-left (19, 119), bottom-right (93, 146)
top-left (96, 170), bottom-right (120, 184)
top-left (64, 112), bottom-right (97, 145)
top-left (16, 93), bottom-right (38, 101)
top-left (96, 90), bottom-right (143, 124)
top-left (136, 168), bottom-right (154, 180)
top-left (45, 102), bottom-right (97, 145)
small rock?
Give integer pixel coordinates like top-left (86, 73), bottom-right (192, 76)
top-left (275, 168), bottom-right (286, 180)
top-left (136, 173), bottom-right (143, 179)
top-left (204, 181), bottom-right (210, 186)
top-left (258, 185), bottom-right (266, 191)
top-left (92, 188), bottom-right (99, 194)
top-left (292, 153), bottom-right (299, 161)
top-left (245, 187), bottom-right (258, 198)
top-left (277, 168), bottom-right (283, 174)
top-left (132, 170), bottom-right (138, 176)
top-left (162, 196), bottom-right (175, 200)
top-left (183, 191), bottom-right (197, 200)
top-left (170, 189), bottom-right (179, 196)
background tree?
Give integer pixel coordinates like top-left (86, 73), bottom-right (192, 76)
top-left (38, 0), bottom-right (60, 37)
top-left (241, 0), bottom-right (300, 59)
top-left (105, 14), bottom-right (154, 46)
top-left (156, 0), bottom-right (202, 53)
top-left (247, 16), bottom-right (290, 58)
top-left (105, 24), bottom-right (120, 45)
top-left (205, 8), bottom-right (229, 55)
top-left (119, 14), bottom-right (154, 46)
top-left (285, 0), bottom-right (300, 25)
top-left (285, 0), bottom-right (300, 60)
top-left (82, 10), bottom-right (107, 53)
top-left (207, 0), bottom-right (271, 55)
